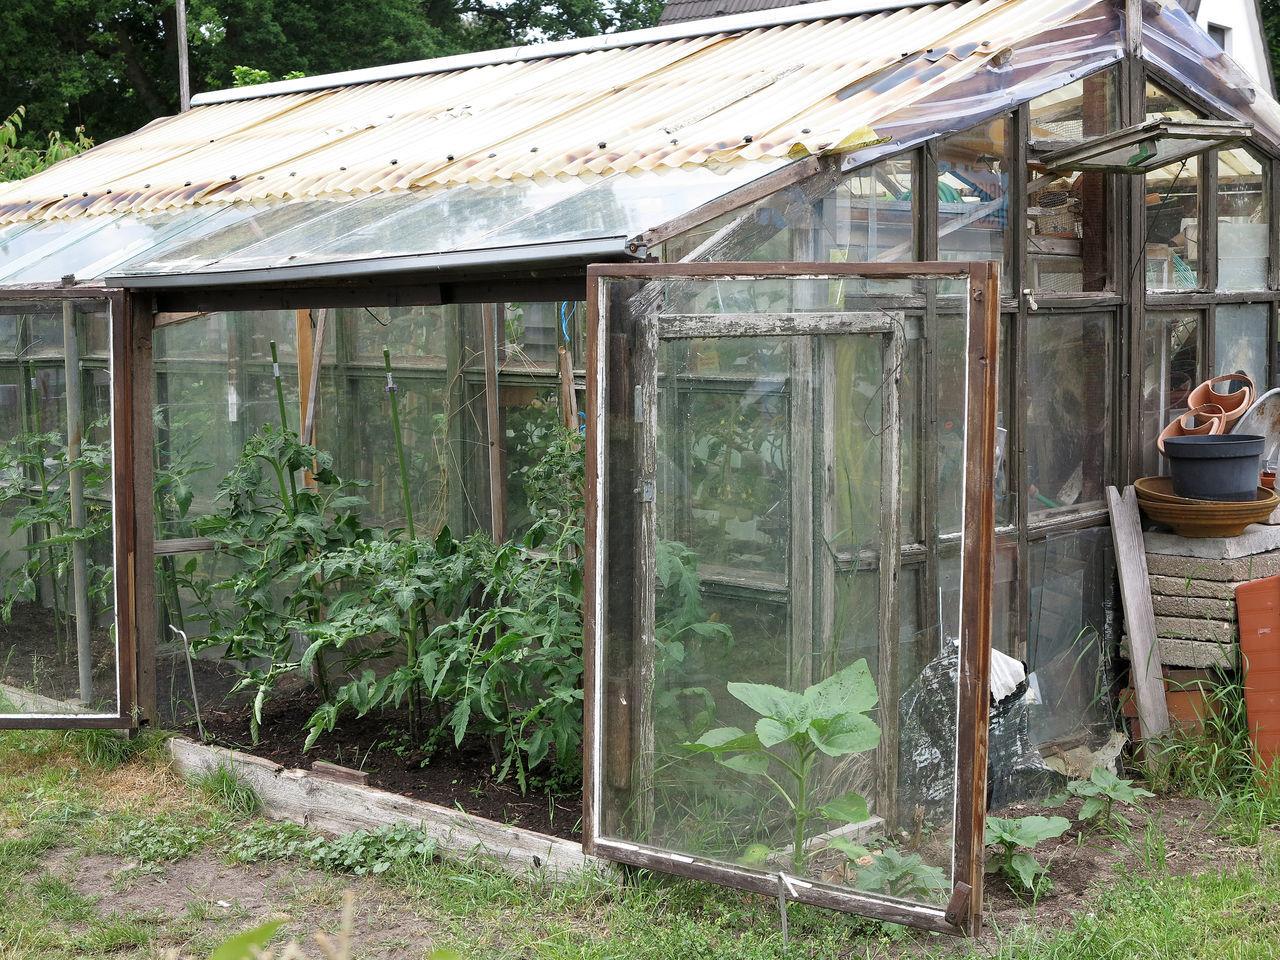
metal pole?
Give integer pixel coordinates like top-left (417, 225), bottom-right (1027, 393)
top-left (176, 0), bottom-right (191, 112)
top-left (62, 301), bottom-right (93, 704)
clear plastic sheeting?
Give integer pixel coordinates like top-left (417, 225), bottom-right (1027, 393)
top-left (587, 263), bottom-right (997, 933)
top-left (838, 0), bottom-right (1123, 175)
top-left (105, 163), bottom-right (777, 284)
top-left (1142, 0), bottom-right (1280, 150)
top-left (0, 299), bottom-right (118, 717)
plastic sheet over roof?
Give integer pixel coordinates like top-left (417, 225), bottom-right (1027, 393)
top-left (0, 0), bottom-right (1275, 287)
top-left (0, 0), bottom-right (1119, 226)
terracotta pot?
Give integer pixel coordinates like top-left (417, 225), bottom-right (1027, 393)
top-left (1157, 402), bottom-right (1226, 453)
top-left (1187, 373), bottom-right (1255, 425)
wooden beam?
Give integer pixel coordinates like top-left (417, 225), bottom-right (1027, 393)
top-left (1106, 485), bottom-right (1170, 739)
top-left (128, 292), bottom-right (157, 726)
top-left (481, 303), bottom-right (505, 542)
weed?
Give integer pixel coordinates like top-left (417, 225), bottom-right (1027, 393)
top-left (1049, 767), bottom-right (1154, 827)
top-left (984, 815), bottom-right (1070, 893)
top-left (189, 763), bottom-right (261, 819)
top-left (115, 817), bottom-right (218, 863)
top-left (852, 847), bottom-right (948, 899)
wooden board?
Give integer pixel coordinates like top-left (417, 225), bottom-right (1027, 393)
top-left (1106, 485), bottom-right (1170, 739)
top-left (166, 738), bottom-right (614, 881)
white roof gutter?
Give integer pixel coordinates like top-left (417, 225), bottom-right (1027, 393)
top-left (192, 0), bottom-right (941, 105)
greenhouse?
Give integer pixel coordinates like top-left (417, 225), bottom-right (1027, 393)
top-left (0, 0), bottom-right (1278, 935)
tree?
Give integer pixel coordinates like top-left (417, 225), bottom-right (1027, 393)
top-left (0, 107), bottom-right (94, 182)
top-left (0, 0), bottom-right (662, 151)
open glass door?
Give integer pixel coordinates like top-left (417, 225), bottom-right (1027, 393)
top-left (585, 262), bottom-right (998, 935)
top-left (0, 291), bottom-right (136, 729)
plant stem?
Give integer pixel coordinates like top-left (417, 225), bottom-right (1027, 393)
top-left (269, 340), bottom-right (299, 504)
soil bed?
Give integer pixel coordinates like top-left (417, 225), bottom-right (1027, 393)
top-left (176, 681), bottom-right (583, 841)
top-left (0, 600), bottom-right (115, 707)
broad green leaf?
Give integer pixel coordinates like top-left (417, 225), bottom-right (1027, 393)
top-left (209, 920), bottom-right (283, 960)
top-left (823, 837), bottom-right (869, 860)
top-left (688, 727), bottom-right (760, 753)
top-left (817, 791), bottom-right (870, 824)
top-left (718, 752), bottom-right (769, 776)
top-left (809, 712), bottom-right (880, 757)
top-left (726, 681), bottom-right (804, 722)
top-left (1079, 796), bottom-right (1105, 820)
top-left (756, 716), bottom-right (805, 748)
top-left (803, 659), bottom-right (878, 717)
top-left (1008, 851), bottom-right (1046, 890)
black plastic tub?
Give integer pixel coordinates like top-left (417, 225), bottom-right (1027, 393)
top-left (1164, 434), bottom-right (1265, 502)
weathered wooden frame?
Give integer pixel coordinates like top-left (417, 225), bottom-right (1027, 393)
top-left (0, 285), bottom-right (139, 729)
top-left (583, 260), bottom-right (999, 935)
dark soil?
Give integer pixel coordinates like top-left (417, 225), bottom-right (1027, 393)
top-left (0, 600), bottom-right (115, 707)
top-left (173, 674), bottom-right (583, 841)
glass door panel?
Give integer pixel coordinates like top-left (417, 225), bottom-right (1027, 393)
top-left (0, 297), bottom-right (128, 724)
top-left (586, 263), bottom-right (998, 935)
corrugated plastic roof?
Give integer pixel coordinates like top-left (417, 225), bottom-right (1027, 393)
top-left (0, 0), bottom-right (1117, 226)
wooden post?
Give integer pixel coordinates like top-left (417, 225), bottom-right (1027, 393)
top-left (61, 301), bottom-right (93, 704)
top-left (1106, 485), bottom-right (1170, 741)
top-left (126, 292), bottom-right (156, 726)
top-left (481, 303), bottom-right (505, 542)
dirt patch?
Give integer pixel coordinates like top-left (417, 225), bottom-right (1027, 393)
top-left (970, 792), bottom-right (1258, 940)
top-left (41, 848), bottom-right (447, 959)
top-left (178, 682), bottom-right (582, 841)
top-left (0, 600), bottom-right (114, 707)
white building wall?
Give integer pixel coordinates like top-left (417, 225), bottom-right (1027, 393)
top-left (1197, 0), bottom-right (1275, 96)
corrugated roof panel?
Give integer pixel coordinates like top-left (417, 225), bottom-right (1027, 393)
top-left (0, 0), bottom-right (1122, 226)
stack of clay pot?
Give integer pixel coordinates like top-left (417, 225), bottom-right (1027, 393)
top-left (1141, 374), bottom-right (1278, 537)
top-left (1156, 374), bottom-right (1254, 452)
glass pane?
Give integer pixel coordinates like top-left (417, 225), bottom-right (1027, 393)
top-left (0, 299), bottom-right (118, 716)
top-left (1026, 528), bottom-right (1115, 751)
top-left (1026, 312), bottom-right (1113, 515)
top-left (1145, 155), bottom-right (1201, 291)
top-left (1214, 303), bottom-right (1268, 390)
top-left (1030, 70), bottom-right (1121, 142)
top-left (595, 271), bottom-right (986, 920)
top-left (1145, 82), bottom-right (1204, 123)
top-left (816, 156), bottom-right (915, 263)
top-left (1141, 310), bottom-right (1201, 477)
top-left (1217, 147), bottom-right (1269, 290)
top-left (938, 119), bottom-right (1011, 293)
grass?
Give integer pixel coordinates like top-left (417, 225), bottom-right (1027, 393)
top-left (0, 694), bottom-right (1277, 959)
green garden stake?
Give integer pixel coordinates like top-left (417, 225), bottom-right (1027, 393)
top-left (269, 339), bottom-right (299, 502)
top-left (384, 348), bottom-right (415, 540)
top-left (384, 348), bottom-right (422, 738)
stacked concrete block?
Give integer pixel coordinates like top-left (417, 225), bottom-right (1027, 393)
top-left (1136, 525), bottom-right (1280, 671)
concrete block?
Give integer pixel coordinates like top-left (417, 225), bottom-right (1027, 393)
top-left (1150, 594), bottom-right (1236, 620)
top-left (1153, 615), bottom-right (1237, 644)
top-left (1148, 575), bottom-right (1242, 600)
top-left (1122, 635), bottom-right (1238, 669)
top-left (1145, 552), bottom-right (1280, 582)
top-left (1143, 524), bottom-right (1280, 559)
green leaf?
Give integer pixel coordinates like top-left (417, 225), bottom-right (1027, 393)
top-left (803, 659), bottom-right (878, 717)
top-left (1078, 796), bottom-right (1105, 820)
top-left (756, 716), bottom-right (804, 748)
top-left (823, 837), bottom-right (869, 860)
top-left (718, 753), bottom-right (770, 776)
top-left (209, 920), bottom-right (284, 960)
top-left (808, 712), bottom-right (880, 757)
top-left (1008, 851), bottom-right (1046, 890)
top-left (726, 680), bottom-right (804, 722)
top-left (816, 791), bottom-right (869, 824)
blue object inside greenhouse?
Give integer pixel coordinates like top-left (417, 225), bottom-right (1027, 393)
top-left (0, 161), bottom-right (781, 286)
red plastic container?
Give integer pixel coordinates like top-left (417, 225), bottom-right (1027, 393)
top-left (1233, 575), bottom-right (1280, 768)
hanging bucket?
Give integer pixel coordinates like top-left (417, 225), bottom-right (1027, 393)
top-left (1187, 373), bottom-right (1255, 426)
top-left (1157, 402), bottom-right (1225, 453)
top-left (1163, 434), bottom-right (1265, 502)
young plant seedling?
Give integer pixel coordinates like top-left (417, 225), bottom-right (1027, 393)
top-left (984, 814), bottom-right (1071, 894)
top-left (853, 847), bottom-right (949, 900)
top-left (1049, 767), bottom-right (1155, 826)
top-left (685, 658), bottom-right (880, 873)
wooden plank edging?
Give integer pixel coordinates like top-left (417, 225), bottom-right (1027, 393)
top-left (165, 737), bottom-right (614, 882)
